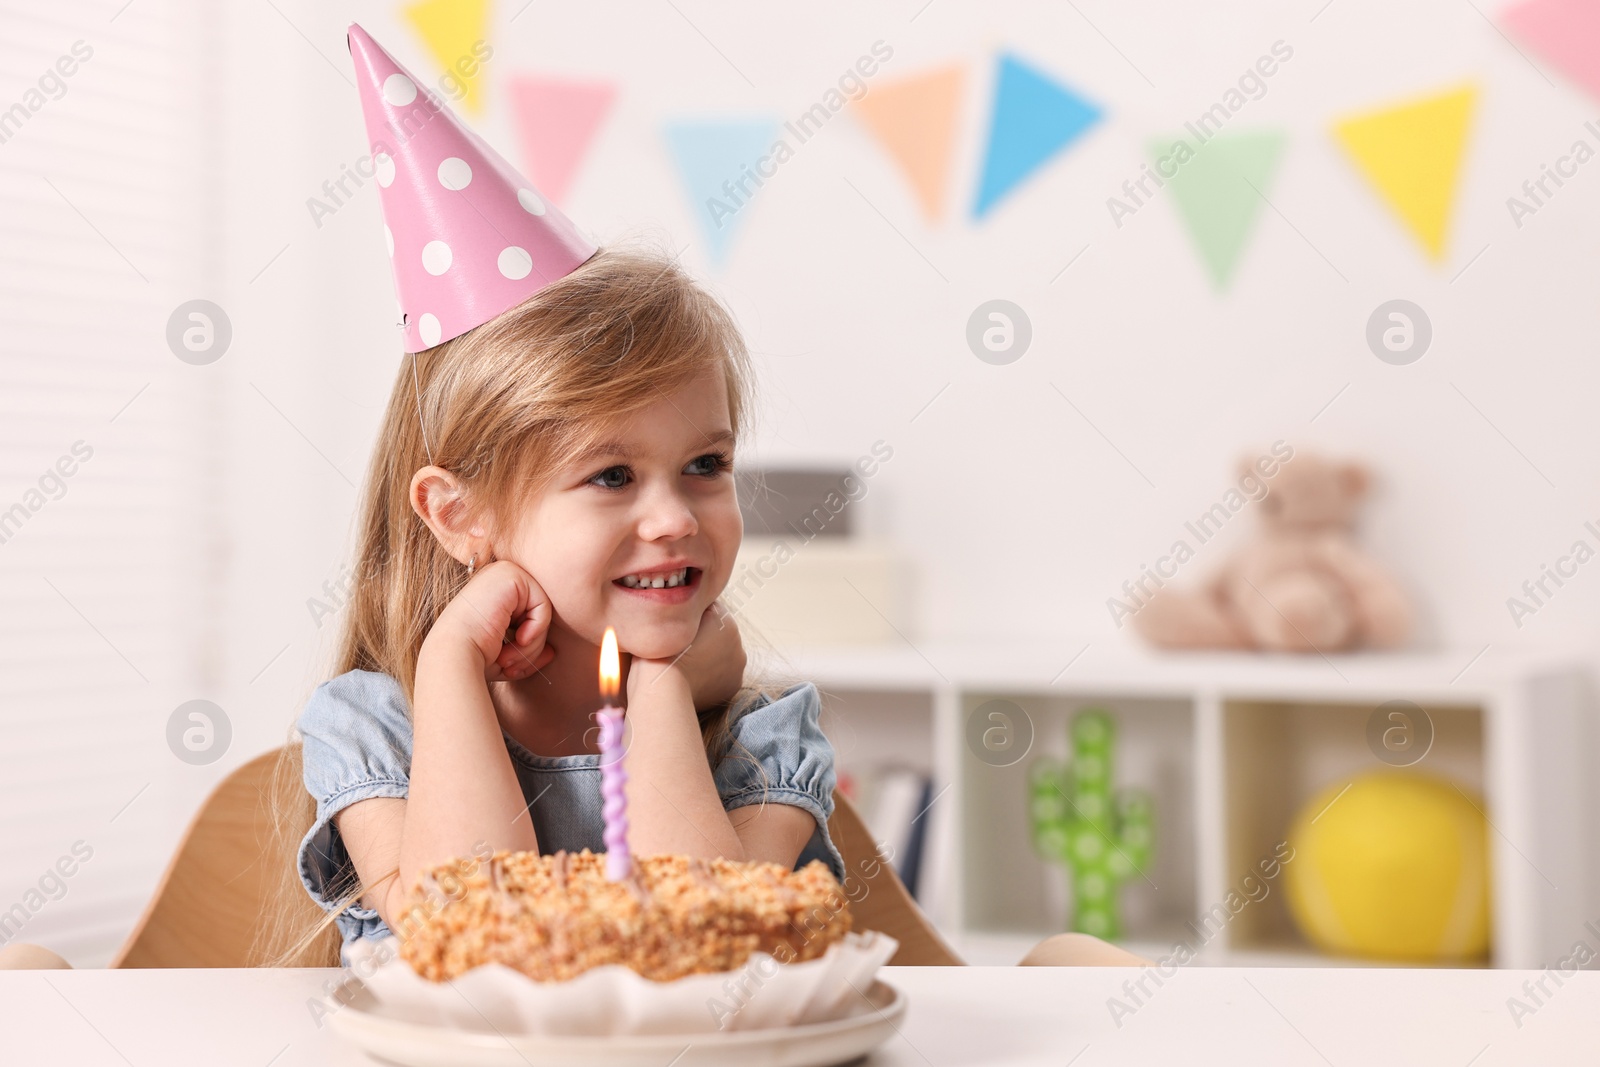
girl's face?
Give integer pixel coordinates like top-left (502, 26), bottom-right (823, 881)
top-left (498, 367), bottom-right (743, 660)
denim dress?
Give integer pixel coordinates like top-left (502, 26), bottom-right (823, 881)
top-left (295, 669), bottom-right (846, 964)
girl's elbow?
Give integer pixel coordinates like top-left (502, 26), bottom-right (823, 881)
top-left (378, 878), bottom-right (424, 940)
top-left (729, 802), bottom-right (815, 869)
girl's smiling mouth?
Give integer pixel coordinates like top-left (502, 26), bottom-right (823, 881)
top-left (614, 565), bottom-right (701, 604)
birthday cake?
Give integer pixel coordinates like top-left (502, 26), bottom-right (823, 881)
top-left (397, 848), bottom-right (853, 984)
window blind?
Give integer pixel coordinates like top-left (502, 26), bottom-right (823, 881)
top-left (0, 0), bottom-right (218, 965)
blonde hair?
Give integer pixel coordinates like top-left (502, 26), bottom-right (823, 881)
top-left (261, 243), bottom-right (781, 966)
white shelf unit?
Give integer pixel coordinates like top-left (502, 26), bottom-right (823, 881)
top-left (762, 642), bottom-right (1595, 969)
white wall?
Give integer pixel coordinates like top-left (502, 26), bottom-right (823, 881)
top-left (9, 0), bottom-right (1592, 962)
top-left (226, 0), bottom-right (1600, 704)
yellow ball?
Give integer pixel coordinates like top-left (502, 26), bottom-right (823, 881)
top-left (1284, 772), bottom-right (1491, 962)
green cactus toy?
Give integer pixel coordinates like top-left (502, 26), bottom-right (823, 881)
top-left (1028, 708), bottom-right (1154, 940)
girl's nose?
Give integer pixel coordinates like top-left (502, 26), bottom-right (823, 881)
top-left (635, 485), bottom-right (698, 542)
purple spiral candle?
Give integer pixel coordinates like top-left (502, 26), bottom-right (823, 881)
top-left (598, 705), bottom-right (631, 880)
top-left (596, 627), bottom-right (630, 881)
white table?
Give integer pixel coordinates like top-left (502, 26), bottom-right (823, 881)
top-left (2, 964), bottom-right (1594, 1064)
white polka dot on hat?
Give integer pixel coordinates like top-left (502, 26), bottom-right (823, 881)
top-left (347, 22), bottom-right (599, 355)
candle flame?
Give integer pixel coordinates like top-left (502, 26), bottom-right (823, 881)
top-left (599, 627), bottom-right (620, 698)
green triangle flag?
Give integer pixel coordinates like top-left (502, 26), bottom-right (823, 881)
top-left (1152, 130), bottom-right (1286, 289)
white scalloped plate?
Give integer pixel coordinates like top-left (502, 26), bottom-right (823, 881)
top-left (328, 977), bottom-right (905, 1067)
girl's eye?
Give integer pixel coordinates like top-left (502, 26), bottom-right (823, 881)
top-left (686, 452), bottom-right (732, 477)
top-left (589, 465), bottom-right (631, 490)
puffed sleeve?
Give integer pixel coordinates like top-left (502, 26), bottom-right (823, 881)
top-left (295, 670), bottom-right (413, 930)
top-left (714, 681), bottom-right (846, 884)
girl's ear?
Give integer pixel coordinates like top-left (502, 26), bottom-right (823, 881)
top-left (409, 465), bottom-right (486, 564)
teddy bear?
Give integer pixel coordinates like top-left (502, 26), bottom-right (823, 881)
top-left (1132, 453), bottom-right (1412, 652)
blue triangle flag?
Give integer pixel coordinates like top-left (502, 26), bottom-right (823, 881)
top-left (973, 53), bottom-right (1103, 219)
top-left (663, 119), bottom-right (781, 266)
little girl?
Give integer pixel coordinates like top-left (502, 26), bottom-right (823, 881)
top-left (294, 27), bottom-right (843, 964)
top-left (284, 24), bottom-right (1141, 975)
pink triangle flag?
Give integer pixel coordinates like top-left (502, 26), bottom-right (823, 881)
top-left (1502, 0), bottom-right (1600, 100)
top-left (347, 23), bottom-right (598, 353)
top-left (509, 76), bottom-right (617, 206)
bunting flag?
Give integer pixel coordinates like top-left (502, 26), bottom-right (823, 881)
top-left (1155, 130), bottom-right (1286, 290)
top-left (508, 76), bottom-right (616, 205)
top-left (852, 63), bottom-right (966, 222)
top-left (1333, 84), bottom-right (1477, 262)
top-left (1502, 0), bottom-right (1600, 100)
top-left (972, 52), bottom-right (1103, 219)
top-left (663, 119), bottom-right (781, 267)
top-left (403, 0), bottom-right (492, 115)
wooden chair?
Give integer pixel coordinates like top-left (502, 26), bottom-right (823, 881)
top-left (41, 746), bottom-right (965, 968)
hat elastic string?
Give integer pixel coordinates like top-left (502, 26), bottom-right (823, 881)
top-left (410, 349), bottom-right (436, 467)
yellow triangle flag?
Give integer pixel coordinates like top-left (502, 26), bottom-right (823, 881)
top-left (1333, 84), bottom-right (1477, 261)
top-left (852, 64), bottom-right (965, 221)
top-left (404, 0), bottom-right (492, 115)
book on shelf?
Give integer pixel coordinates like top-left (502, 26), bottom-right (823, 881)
top-left (840, 763), bottom-right (935, 901)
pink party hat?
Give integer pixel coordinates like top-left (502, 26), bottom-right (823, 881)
top-left (347, 23), bottom-right (598, 352)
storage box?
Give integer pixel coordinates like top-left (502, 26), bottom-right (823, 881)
top-left (724, 535), bottom-right (906, 646)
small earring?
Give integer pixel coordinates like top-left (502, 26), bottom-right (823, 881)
top-left (466, 553), bottom-right (477, 577)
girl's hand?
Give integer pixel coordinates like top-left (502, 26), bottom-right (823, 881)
top-left (428, 559), bottom-right (556, 682)
top-left (625, 602), bottom-right (746, 711)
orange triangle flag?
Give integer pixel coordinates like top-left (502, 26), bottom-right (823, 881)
top-left (852, 64), bottom-right (965, 221)
top-left (1333, 84), bottom-right (1477, 262)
